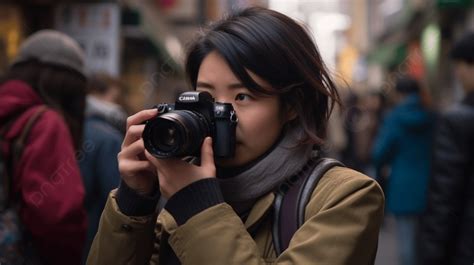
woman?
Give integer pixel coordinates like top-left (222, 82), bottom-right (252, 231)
top-left (0, 30), bottom-right (87, 265)
top-left (88, 8), bottom-right (384, 265)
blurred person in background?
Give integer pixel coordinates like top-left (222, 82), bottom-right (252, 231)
top-left (0, 30), bottom-right (87, 265)
top-left (84, 73), bottom-right (127, 134)
top-left (361, 91), bottom-right (387, 180)
top-left (372, 76), bottom-right (435, 265)
top-left (79, 73), bottom-right (125, 261)
top-left (420, 32), bottom-right (474, 265)
top-left (340, 92), bottom-right (361, 169)
top-left (341, 91), bottom-right (385, 174)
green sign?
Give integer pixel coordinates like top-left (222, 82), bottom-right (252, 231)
top-left (437, 0), bottom-right (473, 8)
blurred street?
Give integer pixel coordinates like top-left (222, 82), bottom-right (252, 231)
top-left (376, 216), bottom-right (398, 265)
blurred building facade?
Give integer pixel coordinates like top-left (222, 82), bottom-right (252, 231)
top-left (359, 0), bottom-right (473, 108)
top-left (268, 0), bottom-right (473, 108)
top-left (1, 0), bottom-right (472, 111)
top-left (0, 0), bottom-right (268, 113)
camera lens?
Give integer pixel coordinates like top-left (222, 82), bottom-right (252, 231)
top-left (143, 110), bottom-right (211, 158)
top-left (150, 119), bottom-right (180, 153)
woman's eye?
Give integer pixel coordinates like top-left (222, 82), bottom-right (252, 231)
top-left (235, 93), bottom-right (251, 101)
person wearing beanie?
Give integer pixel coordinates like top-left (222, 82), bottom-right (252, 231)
top-left (420, 32), bottom-right (474, 265)
top-left (0, 30), bottom-right (87, 265)
top-left (372, 76), bottom-right (435, 265)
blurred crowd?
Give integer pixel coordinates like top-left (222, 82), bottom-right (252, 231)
top-left (0, 11), bottom-right (473, 265)
top-left (330, 32), bottom-right (474, 265)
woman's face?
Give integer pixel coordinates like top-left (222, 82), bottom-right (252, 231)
top-left (196, 51), bottom-right (291, 167)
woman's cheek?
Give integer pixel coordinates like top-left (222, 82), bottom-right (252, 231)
top-left (233, 108), bottom-right (245, 135)
top-left (235, 120), bottom-right (245, 143)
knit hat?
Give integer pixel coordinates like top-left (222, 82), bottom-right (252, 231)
top-left (11, 30), bottom-right (85, 76)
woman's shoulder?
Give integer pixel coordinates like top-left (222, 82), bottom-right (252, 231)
top-left (26, 107), bottom-right (76, 150)
top-left (306, 166), bottom-right (384, 215)
top-left (318, 166), bottom-right (376, 189)
top-left (32, 107), bottom-right (70, 135)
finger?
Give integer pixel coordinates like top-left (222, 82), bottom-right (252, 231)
top-left (144, 150), bottom-right (160, 167)
top-left (119, 160), bottom-right (155, 174)
top-left (145, 150), bottom-right (183, 169)
top-left (200, 137), bottom-right (214, 168)
top-left (122, 125), bottom-right (145, 147)
top-left (119, 139), bottom-right (146, 158)
top-left (126, 109), bottom-right (158, 131)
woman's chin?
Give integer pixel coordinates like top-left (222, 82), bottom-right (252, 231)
top-left (216, 156), bottom-right (243, 167)
top-left (215, 148), bottom-right (248, 168)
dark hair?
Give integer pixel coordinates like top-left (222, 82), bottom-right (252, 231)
top-left (450, 32), bottom-right (474, 64)
top-left (185, 7), bottom-right (340, 147)
top-left (395, 77), bottom-right (420, 95)
top-left (2, 60), bottom-right (86, 150)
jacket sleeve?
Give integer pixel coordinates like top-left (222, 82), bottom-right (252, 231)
top-left (86, 190), bottom-right (160, 265)
top-left (159, 168), bottom-right (384, 265)
top-left (372, 113), bottom-right (398, 170)
top-left (16, 110), bottom-right (87, 265)
top-left (420, 113), bottom-right (469, 264)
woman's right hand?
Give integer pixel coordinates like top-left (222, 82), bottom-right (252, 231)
top-left (117, 109), bottom-right (159, 196)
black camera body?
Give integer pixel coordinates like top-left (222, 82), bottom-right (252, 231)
top-left (143, 91), bottom-right (238, 159)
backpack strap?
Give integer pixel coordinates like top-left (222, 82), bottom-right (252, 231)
top-left (272, 157), bottom-right (344, 256)
top-left (11, 106), bottom-right (48, 166)
top-left (0, 105), bottom-right (48, 210)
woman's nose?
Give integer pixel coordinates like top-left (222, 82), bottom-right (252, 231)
top-left (213, 95), bottom-right (233, 104)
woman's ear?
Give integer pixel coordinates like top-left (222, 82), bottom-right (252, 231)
top-left (284, 106), bottom-right (298, 123)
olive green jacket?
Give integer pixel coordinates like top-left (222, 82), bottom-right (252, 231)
top-left (87, 166), bottom-right (384, 265)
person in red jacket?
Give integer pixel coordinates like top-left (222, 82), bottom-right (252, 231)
top-left (0, 30), bottom-right (87, 265)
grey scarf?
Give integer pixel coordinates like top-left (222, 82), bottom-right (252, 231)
top-left (217, 126), bottom-right (314, 204)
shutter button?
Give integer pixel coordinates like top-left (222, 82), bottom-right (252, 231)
top-left (121, 224), bottom-right (133, 232)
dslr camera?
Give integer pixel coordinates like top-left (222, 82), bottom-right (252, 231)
top-left (143, 91), bottom-right (238, 159)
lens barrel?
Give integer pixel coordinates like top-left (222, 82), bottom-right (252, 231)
top-left (143, 110), bottom-right (210, 158)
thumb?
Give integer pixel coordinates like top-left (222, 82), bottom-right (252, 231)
top-left (200, 137), bottom-right (215, 169)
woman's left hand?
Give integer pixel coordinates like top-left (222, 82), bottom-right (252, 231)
top-left (145, 137), bottom-right (216, 198)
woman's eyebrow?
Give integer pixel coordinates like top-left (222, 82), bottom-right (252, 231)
top-left (196, 81), bottom-right (246, 89)
top-left (228, 83), bottom-right (245, 89)
top-left (196, 81), bottom-right (214, 89)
